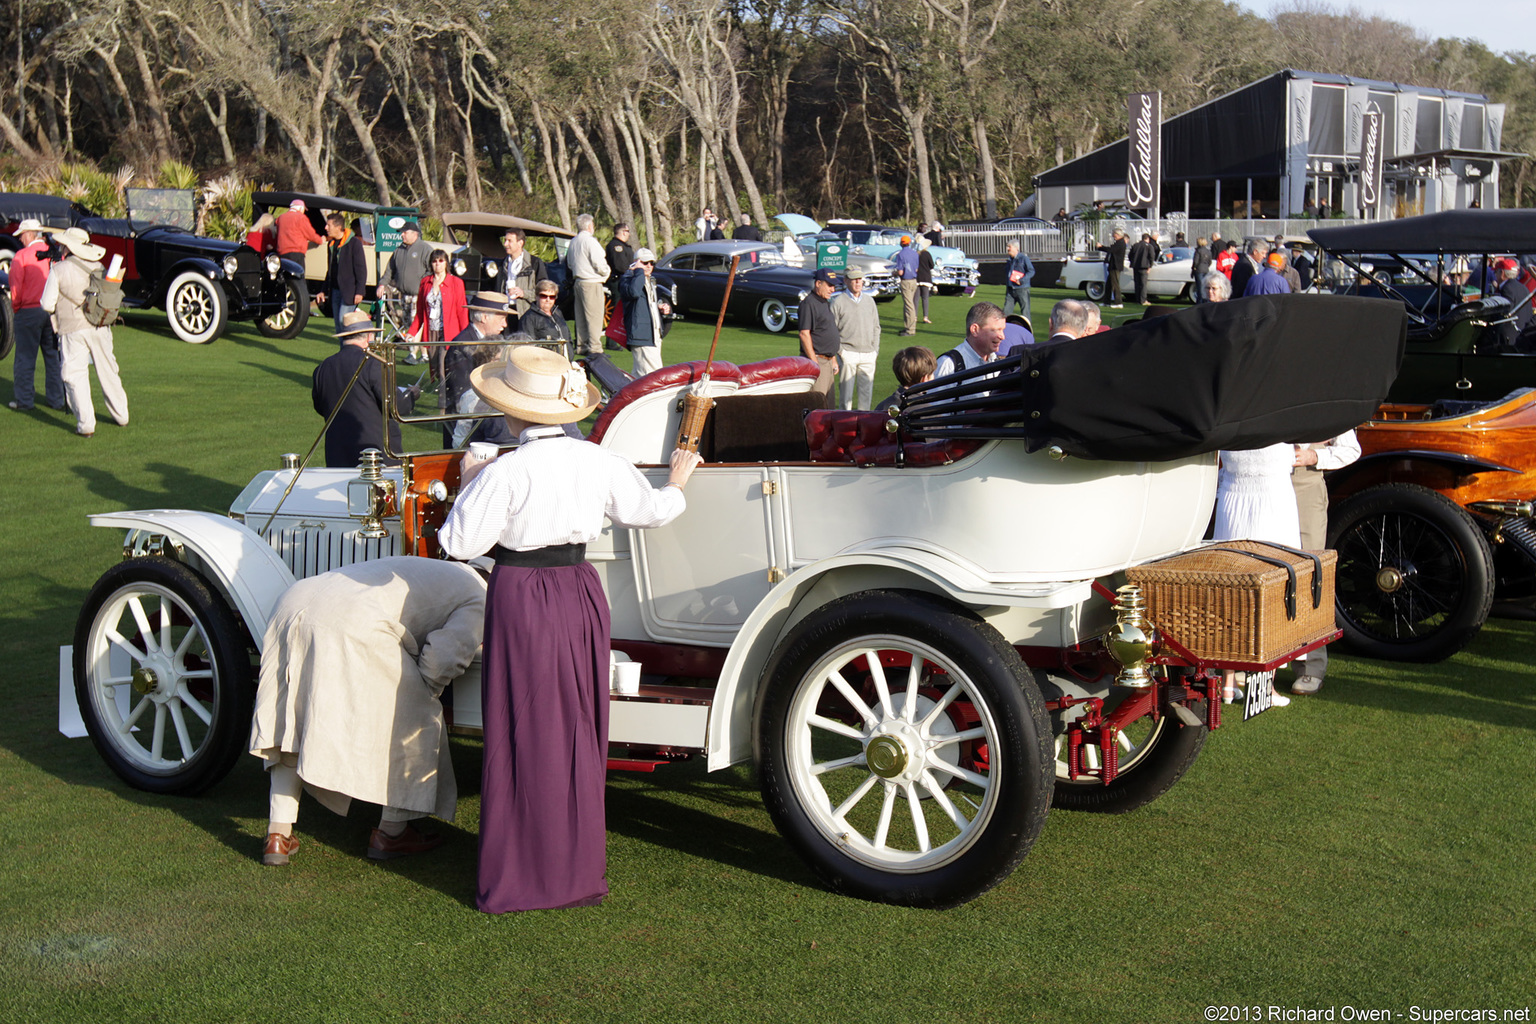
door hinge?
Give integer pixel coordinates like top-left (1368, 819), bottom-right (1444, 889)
top-left (767, 567), bottom-right (785, 584)
top-left (761, 480), bottom-right (778, 496)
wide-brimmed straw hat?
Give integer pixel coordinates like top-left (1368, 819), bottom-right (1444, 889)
top-left (54, 226), bottom-right (106, 262)
top-left (15, 218), bottom-right (49, 235)
top-left (466, 291), bottom-right (513, 315)
top-left (470, 346), bottom-right (599, 424)
top-left (335, 310), bottom-right (379, 339)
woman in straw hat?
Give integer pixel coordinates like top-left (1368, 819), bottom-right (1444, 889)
top-left (40, 226), bottom-right (126, 437)
top-left (439, 347), bottom-right (701, 913)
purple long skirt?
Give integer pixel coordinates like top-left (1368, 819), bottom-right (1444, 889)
top-left (478, 562), bottom-right (611, 913)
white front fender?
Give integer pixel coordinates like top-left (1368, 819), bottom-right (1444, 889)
top-left (705, 548), bottom-right (1091, 771)
top-left (88, 510), bottom-right (296, 651)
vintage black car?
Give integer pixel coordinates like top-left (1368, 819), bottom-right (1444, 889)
top-left (1310, 211), bottom-right (1536, 402)
top-left (1, 189), bottom-right (309, 344)
top-left (658, 240), bottom-right (821, 333)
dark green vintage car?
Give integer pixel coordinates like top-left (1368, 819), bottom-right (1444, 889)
top-left (1310, 211), bottom-right (1536, 402)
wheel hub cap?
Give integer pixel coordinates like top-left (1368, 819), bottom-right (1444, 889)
top-left (866, 735), bottom-right (908, 778)
top-left (131, 666), bottom-right (158, 695)
top-left (1376, 566), bottom-right (1406, 593)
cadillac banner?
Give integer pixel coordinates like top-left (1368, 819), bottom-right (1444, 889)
top-left (1126, 91), bottom-right (1162, 215)
top-left (1361, 101), bottom-right (1385, 214)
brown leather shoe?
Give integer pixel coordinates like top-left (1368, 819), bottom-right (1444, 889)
top-left (262, 832), bottom-right (300, 866)
top-left (367, 824), bottom-right (444, 861)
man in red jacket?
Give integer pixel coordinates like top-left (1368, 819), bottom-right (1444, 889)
top-left (7, 219), bottom-right (66, 412)
top-left (275, 199), bottom-right (324, 265)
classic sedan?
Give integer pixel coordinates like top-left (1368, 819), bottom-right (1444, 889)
top-left (1059, 251), bottom-right (1196, 303)
top-left (822, 221), bottom-right (981, 294)
top-left (658, 240), bottom-right (817, 333)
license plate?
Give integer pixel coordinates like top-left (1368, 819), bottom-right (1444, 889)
top-left (1244, 670), bottom-right (1277, 720)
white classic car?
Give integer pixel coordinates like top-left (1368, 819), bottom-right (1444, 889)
top-left (61, 296), bottom-right (1403, 908)
top-left (1060, 251), bottom-right (1197, 303)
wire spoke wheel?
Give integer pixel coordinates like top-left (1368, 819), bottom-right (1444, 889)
top-left (1328, 483), bottom-right (1494, 661)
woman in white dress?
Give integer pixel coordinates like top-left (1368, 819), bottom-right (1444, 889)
top-left (1213, 442), bottom-right (1301, 705)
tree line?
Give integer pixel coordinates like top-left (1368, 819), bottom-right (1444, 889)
top-left (3, 0), bottom-right (1533, 249)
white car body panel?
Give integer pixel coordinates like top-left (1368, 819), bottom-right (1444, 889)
top-left (1060, 256), bottom-right (1196, 300)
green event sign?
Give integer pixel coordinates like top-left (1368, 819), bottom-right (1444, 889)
top-left (816, 241), bottom-right (848, 271)
top-left (373, 207), bottom-right (422, 257)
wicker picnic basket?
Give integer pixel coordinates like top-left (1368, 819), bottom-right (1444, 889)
top-left (1124, 540), bottom-right (1337, 663)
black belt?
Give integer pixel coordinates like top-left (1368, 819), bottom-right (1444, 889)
top-left (491, 543), bottom-right (587, 567)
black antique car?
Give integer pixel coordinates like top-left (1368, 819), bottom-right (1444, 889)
top-left (658, 240), bottom-right (817, 333)
top-left (1, 189), bottom-right (310, 344)
top-left (1310, 211), bottom-right (1536, 402)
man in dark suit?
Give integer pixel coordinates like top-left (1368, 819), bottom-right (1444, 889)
top-left (318, 213), bottom-right (368, 338)
top-left (1190, 237), bottom-right (1212, 303)
top-left (442, 292), bottom-right (514, 444)
top-left (732, 214), bottom-right (762, 241)
top-left (312, 311), bottom-right (419, 467)
top-left (1230, 239), bottom-right (1268, 299)
top-left (1096, 229), bottom-right (1127, 308)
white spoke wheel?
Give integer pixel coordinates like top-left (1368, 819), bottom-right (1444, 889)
top-left (1049, 681), bottom-right (1207, 814)
top-left (757, 590), bottom-right (1052, 908)
top-left (759, 298), bottom-right (789, 333)
top-left (255, 278), bottom-right (311, 339)
top-left (166, 269), bottom-right (229, 344)
top-left (74, 557), bottom-right (254, 794)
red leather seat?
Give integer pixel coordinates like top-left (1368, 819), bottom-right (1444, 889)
top-left (588, 361), bottom-right (742, 445)
top-left (804, 409), bottom-right (981, 467)
top-left (737, 356), bottom-right (821, 390)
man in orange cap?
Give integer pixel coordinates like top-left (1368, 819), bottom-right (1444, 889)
top-left (1243, 250), bottom-right (1292, 296)
top-left (893, 234), bottom-right (919, 335)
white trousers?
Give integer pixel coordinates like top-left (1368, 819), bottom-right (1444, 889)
top-left (59, 326), bottom-right (128, 434)
top-left (631, 343), bottom-right (662, 377)
top-left (839, 349), bottom-right (878, 410)
top-left (267, 761), bottom-right (416, 827)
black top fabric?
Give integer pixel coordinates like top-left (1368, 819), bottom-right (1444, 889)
top-left (1011, 294), bottom-right (1404, 461)
top-left (312, 344), bottom-right (416, 467)
top-left (1309, 210), bottom-right (1536, 254)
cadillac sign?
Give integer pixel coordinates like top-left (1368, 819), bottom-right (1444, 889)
top-left (1126, 91), bottom-right (1162, 214)
top-left (1361, 101), bottom-right (1385, 212)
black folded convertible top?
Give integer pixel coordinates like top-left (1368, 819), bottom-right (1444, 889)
top-left (1308, 210), bottom-right (1536, 254)
top-left (899, 294), bottom-right (1405, 462)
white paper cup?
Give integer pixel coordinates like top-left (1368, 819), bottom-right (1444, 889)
top-left (613, 661), bottom-right (641, 696)
top-left (468, 442), bottom-right (498, 463)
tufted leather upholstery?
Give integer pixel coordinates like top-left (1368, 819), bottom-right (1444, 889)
top-left (804, 409), bottom-right (982, 467)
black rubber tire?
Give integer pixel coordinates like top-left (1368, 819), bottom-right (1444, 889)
top-left (165, 270), bottom-right (229, 344)
top-left (757, 590), bottom-right (1053, 909)
top-left (73, 557), bottom-right (255, 795)
top-left (0, 290), bottom-right (13, 361)
top-left (1084, 280), bottom-right (1106, 301)
top-left (1050, 687), bottom-right (1208, 814)
top-left (255, 277), bottom-right (311, 339)
top-left (1327, 483), bottom-right (1495, 662)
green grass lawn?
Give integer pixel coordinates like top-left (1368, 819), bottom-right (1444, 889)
top-left (2, 288), bottom-right (1534, 1022)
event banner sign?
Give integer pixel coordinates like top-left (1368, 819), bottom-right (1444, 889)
top-left (1396, 96), bottom-right (1418, 161)
top-left (1489, 103), bottom-right (1505, 151)
top-left (1443, 96), bottom-right (1465, 151)
top-left (1361, 102), bottom-right (1386, 214)
top-left (1344, 85), bottom-right (1370, 154)
top-left (1125, 91), bottom-right (1161, 215)
top-left (1286, 78), bottom-right (1312, 218)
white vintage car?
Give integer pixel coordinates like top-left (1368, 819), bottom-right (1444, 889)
top-left (61, 296), bottom-right (1403, 908)
top-left (1060, 252), bottom-right (1197, 303)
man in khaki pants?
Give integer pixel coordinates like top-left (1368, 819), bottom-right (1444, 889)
top-left (566, 213), bottom-right (609, 357)
top-left (1291, 432), bottom-right (1360, 694)
top-left (893, 235), bottom-right (919, 335)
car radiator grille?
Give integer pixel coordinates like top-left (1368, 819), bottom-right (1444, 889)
top-left (262, 525), bottom-right (400, 580)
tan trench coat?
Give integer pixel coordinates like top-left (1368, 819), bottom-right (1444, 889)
top-left (248, 557), bottom-right (486, 821)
